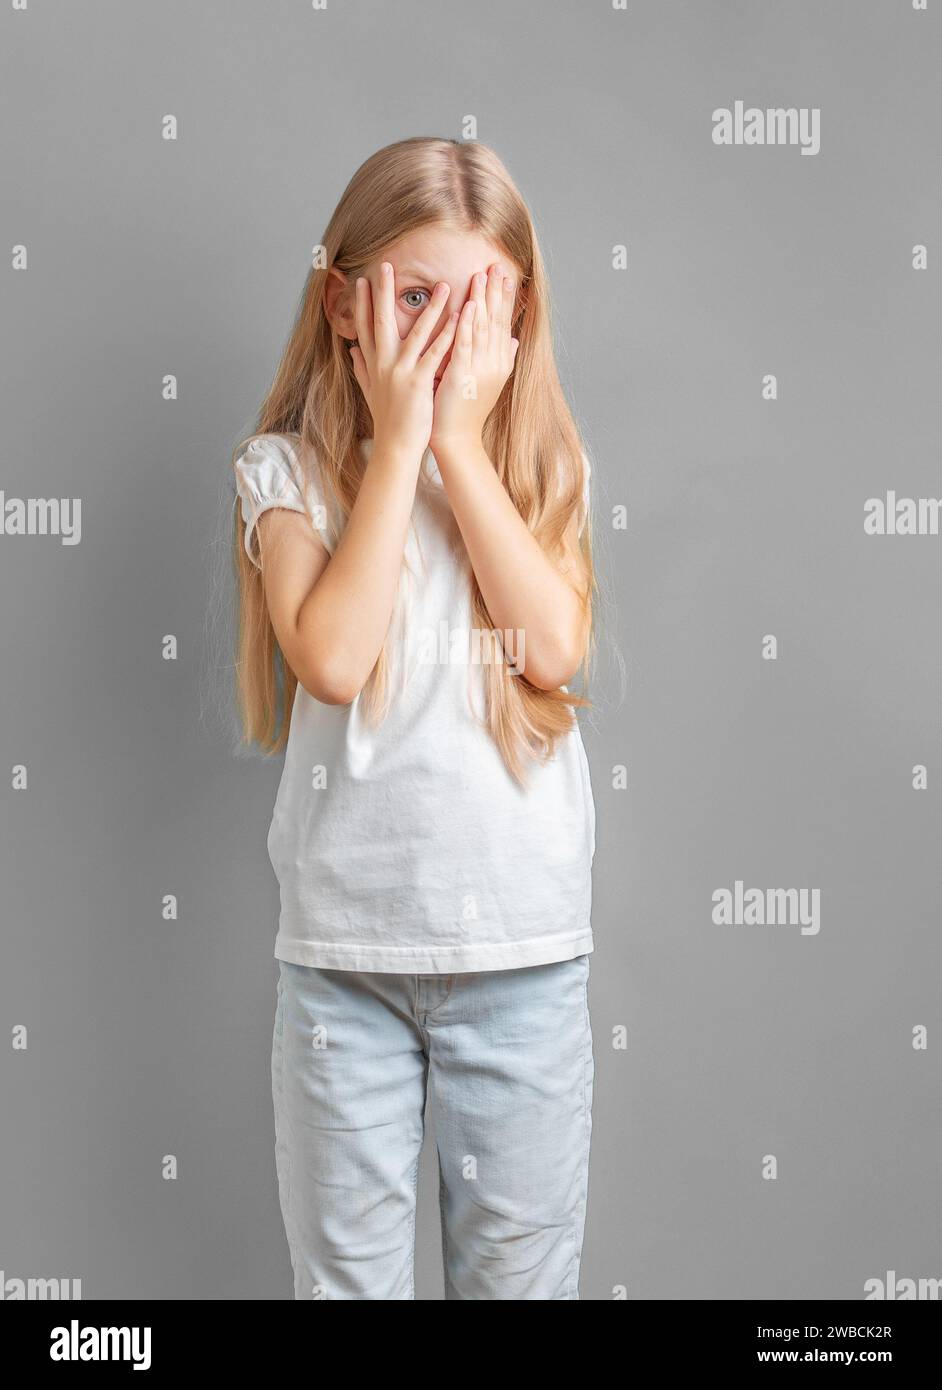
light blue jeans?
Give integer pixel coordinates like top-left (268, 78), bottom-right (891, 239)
top-left (271, 954), bottom-right (594, 1300)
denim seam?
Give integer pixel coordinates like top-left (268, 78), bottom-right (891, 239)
top-left (423, 973), bottom-right (457, 1015)
top-left (576, 958), bottom-right (593, 1298)
top-left (583, 959), bottom-right (592, 1136)
top-left (407, 991), bottom-right (427, 1304)
top-left (567, 958), bottom-right (592, 1299)
top-left (438, 1148), bottom-right (453, 1300)
top-left (408, 1147), bottom-right (421, 1300)
top-left (275, 975), bottom-right (303, 1297)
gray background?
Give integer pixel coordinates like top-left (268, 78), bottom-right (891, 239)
top-left (2, 0), bottom-right (939, 1300)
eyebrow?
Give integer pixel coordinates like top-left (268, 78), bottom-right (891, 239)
top-left (394, 264), bottom-right (440, 281)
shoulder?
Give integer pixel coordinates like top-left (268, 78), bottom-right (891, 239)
top-left (233, 431), bottom-right (310, 497)
top-left (233, 430), bottom-right (339, 558)
top-left (234, 430), bottom-right (301, 470)
top-left (233, 432), bottom-right (308, 535)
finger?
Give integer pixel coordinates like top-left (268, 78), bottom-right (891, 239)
top-left (471, 271), bottom-right (488, 356)
top-left (401, 282), bottom-right (451, 365)
top-left (485, 263), bottom-right (503, 331)
top-left (373, 261), bottom-right (398, 360)
top-left (450, 299), bottom-right (475, 397)
top-left (455, 298), bottom-right (476, 363)
top-left (501, 274), bottom-right (515, 339)
top-left (353, 277), bottom-right (375, 364)
top-left (420, 309), bottom-right (460, 373)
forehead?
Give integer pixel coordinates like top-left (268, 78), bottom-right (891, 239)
top-left (382, 225), bottom-right (514, 280)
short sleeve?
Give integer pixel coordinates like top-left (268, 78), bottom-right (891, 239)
top-left (234, 434), bottom-right (329, 569)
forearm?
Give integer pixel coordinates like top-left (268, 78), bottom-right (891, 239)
top-left (433, 437), bottom-right (589, 689)
top-left (296, 443), bottom-right (422, 699)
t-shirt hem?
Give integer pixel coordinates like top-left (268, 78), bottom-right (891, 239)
top-left (273, 926), bottom-right (594, 974)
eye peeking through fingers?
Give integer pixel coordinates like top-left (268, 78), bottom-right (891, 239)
top-left (400, 288), bottom-right (432, 311)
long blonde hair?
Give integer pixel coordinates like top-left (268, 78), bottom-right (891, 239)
top-left (232, 136), bottom-right (596, 785)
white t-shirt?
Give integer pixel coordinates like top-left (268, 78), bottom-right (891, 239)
top-left (234, 431), bottom-right (595, 973)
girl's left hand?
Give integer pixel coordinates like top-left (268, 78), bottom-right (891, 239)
top-left (430, 264), bottom-right (519, 451)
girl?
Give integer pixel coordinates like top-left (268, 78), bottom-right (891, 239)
top-left (231, 137), bottom-right (597, 1300)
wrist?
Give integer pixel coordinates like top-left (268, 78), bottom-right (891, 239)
top-left (370, 435), bottom-right (426, 470)
top-left (429, 431), bottom-right (484, 463)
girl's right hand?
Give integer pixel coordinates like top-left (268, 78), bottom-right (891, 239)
top-left (349, 263), bottom-right (459, 461)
